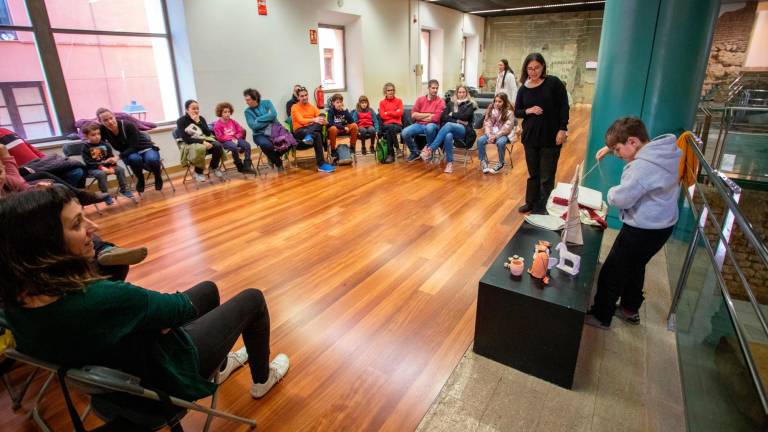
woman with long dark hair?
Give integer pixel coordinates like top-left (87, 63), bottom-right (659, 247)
top-left (514, 53), bottom-right (569, 213)
top-left (0, 187), bottom-right (290, 407)
top-left (495, 59), bottom-right (518, 103)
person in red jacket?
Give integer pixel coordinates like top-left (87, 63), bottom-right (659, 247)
top-left (0, 128), bottom-right (86, 188)
top-left (377, 82), bottom-right (404, 164)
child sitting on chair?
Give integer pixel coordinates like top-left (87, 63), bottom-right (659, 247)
top-left (326, 94), bottom-right (358, 165)
top-left (352, 95), bottom-right (379, 155)
top-left (213, 102), bottom-right (256, 174)
top-left (81, 123), bottom-right (133, 205)
top-left (585, 117), bottom-right (681, 330)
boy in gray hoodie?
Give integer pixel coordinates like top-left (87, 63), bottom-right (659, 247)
top-left (586, 117), bottom-right (681, 329)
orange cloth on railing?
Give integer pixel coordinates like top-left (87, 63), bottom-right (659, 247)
top-left (677, 131), bottom-right (698, 187)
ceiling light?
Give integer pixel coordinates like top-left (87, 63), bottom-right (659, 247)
top-left (471, 1), bottom-right (605, 14)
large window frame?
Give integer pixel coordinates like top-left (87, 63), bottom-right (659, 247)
top-left (0, 0), bottom-right (181, 143)
top-left (317, 24), bottom-right (347, 92)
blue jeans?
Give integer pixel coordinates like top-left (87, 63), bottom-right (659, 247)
top-left (402, 123), bottom-right (438, 155)
top-left (60, 167), bottom-right (85, 188)
top-left (124, 149), bottom-right (161, 180)
top-left (222, 138), bottom-right (252, 164)
top-left (428, 123), bottom-right (465, 163)
top-left (89, 166), bottom-right (128, 193)
top-left (477, 134), bottom-right (510, 163)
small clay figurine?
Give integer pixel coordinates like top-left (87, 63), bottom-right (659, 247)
top-left (528, 240), bottom-right (552, 284)
top-left (504, 255), bottom-right (525, 276)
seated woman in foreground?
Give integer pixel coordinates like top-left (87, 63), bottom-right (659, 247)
top-left (0, 187), bottom-right (289, 401)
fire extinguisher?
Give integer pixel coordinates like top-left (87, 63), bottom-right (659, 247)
top-left (257, 0), bottom-right (267, 15)
top-left (478, 74), bottom-right (485, 89)
top-left (314, 85), bottom-right (325, 109)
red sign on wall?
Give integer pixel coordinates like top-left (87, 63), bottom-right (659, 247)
top-left (258, 0), bottom-right (267, 15)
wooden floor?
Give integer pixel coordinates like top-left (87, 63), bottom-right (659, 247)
top-left (1, 107), bottom-right (591, 432)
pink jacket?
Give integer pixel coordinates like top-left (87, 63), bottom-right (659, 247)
top-left (483, 108), bottom-right (515, 139)
top-left (412, 96), bottom-right (445, 124)
top-left (213, 118), bottom-right (245, 142)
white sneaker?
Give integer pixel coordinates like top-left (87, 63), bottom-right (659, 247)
top-left (480, 160), bottom-right (490, 174)
top-left (213, 168), bottom-right (225, 179)
top-left (251, 353), bottom-right (289, 398)
top-left (490, 162), bottom-right (504, 175)
top-left (216, 347), bottom-right (248, 384)
top-left (193, 173), bottom-right (207, 183)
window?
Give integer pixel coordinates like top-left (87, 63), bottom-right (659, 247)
top-left (317, 25), bottom-right (345, 91)
top-left (0, 0), bottom-right (180, 142)
top-left (420, 30), bottom-right (430, 83)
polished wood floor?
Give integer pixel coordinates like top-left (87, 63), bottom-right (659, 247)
top-left (1, 107), bottom-right (591, 431)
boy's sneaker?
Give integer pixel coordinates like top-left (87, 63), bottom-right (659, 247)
top-left (193, 173), bottom-right (207, 183)
top-left (97, 246), bottom-right (148, 266)
top-left (406, 153), bottom-right (420, 162)
top-left (251, 353), bottom-right (290, 399)
top-left (104, 195), bottom-right (114, 206)
top-left (216, 347), bottom-right (248, 384)
top-left (213, 168), bottom-right (226, 179)
top-left (490, 162), bottom-right (505, 175)
top-left (303, 134), bottom-right (313, 144)
top-left (317, 163), bottom-right (336, 173)
top-left (584, 313), bottom-right (610, 330)
top-left (480, 160), bottom-right (490, 174)
top-left (614, 306), bottom-right (641, 325)
top-left (119, 190), bottom-right (135, 199)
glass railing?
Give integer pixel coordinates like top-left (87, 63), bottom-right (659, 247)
top-left (711, 105), bottom-right (768, 183)
top-left (667, 133), bottom-right (768, 431)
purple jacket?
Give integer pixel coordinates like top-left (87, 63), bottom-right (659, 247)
top-left (270, 122), bottom-right (297, 152)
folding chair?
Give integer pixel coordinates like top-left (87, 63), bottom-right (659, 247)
top-left (172, 129), bottom-right (229, 187)
top-left (3, 348), bottom-right (256, 432)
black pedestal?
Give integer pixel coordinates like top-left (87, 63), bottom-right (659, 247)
top-left (473, 222), bottom-right (604, 389)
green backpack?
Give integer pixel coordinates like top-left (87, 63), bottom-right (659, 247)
top-left (375, 138), bottom-right (388, 163)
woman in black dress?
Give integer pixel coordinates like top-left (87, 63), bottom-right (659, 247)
top-left (514, 53), bottom-right (570, 213)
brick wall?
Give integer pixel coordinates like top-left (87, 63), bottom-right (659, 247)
top-left (483, 11), bottom-right (603, 104)
top-left (703, 3), bottom-right (758, 100)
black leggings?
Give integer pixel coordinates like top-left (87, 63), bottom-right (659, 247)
top-left (381, 124), bottom-right (402, 153)
top-left (523, 145), bottom-right (562, 209)
top-left (182, 281), bottom-right (271, 383)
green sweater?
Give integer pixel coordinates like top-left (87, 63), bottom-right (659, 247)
top-left (6, 280), bottom-right (216, 400)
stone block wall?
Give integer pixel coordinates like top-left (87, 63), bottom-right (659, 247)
top-left (697, 187), bottom-right (768, 304)
top-left (483, 10), bottom-right (602, 104)
top-left (702, 3), bottom-right (758, 100)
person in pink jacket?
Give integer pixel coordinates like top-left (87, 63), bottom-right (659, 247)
top-left (213, 102), bottom-right (256, 174)
top-left (477, 93), bottom-right (516, 175)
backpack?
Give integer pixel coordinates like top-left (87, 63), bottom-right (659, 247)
top-left (336, 144), bottom-right (353, 165)
top-left (375, 138), bottom-right (388, 163)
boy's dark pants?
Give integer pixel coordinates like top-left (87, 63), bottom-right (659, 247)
top-left (589, 223), bottom-right (674, 325)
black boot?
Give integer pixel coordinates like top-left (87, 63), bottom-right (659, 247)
top-left (154, 174), bottom-right (163, 191)
top-left (234, 159), bottom-right (245, 173)
top-left (241, 159), bottom-right (257, 174)
top-left (136, 176), bottom-right (145, 193)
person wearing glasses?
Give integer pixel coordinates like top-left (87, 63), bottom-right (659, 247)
top-left (290, 87), bottom-right (335, 173)
top-left (514, 52), bottom-right (569, 213)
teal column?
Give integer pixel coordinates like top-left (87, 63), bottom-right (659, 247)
top-left (583, 0), bottom-right (719, 227)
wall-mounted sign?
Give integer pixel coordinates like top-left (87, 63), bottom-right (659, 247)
top-left (585, 61), bottom-right (598, 69)
top-left (257, 0), bottom-right (267, 15)
top-left (309, 29), bottom-right (318, 45)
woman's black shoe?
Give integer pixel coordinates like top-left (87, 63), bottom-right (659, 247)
top-left (518, 203), bottom-right (534, 213)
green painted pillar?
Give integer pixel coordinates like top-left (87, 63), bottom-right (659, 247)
top-left (583, 0), bottom-right (719, 227)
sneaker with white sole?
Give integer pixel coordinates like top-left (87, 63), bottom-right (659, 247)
top-left (213, 168), bottom-right (226, 179)
top-left (443, 162), bottom-right (453, 173)
top-left (193, 173), bottom-right (207, 183)
top-left (614, 306), bottom-right (641, 325)
top-left (251, 353), bottom-right (289, 398)
top-left (480, 160), bottom-right (490, 174)
top-left (216, 347), bottom-right (248, 384)
top-left (490, 162), bottom-right (504, 175)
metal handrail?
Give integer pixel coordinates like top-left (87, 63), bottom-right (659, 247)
top-left (688, 134), bottom-right (768, 270)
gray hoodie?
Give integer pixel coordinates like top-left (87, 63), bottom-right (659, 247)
top-left (607, 134), bottom-right (682, 229)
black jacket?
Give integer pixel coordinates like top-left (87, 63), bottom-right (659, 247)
top-left (99, 121), bottom-right (156, 158)
top-left (440, 99), bottom-right (478, 145)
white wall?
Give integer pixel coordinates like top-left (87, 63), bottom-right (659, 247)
top-left (418, 2), bottom-right (462, 93)
top-left (744, 2), bottom-right (768, 68)
top-left (462, 13), bottom-right (485, 87)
